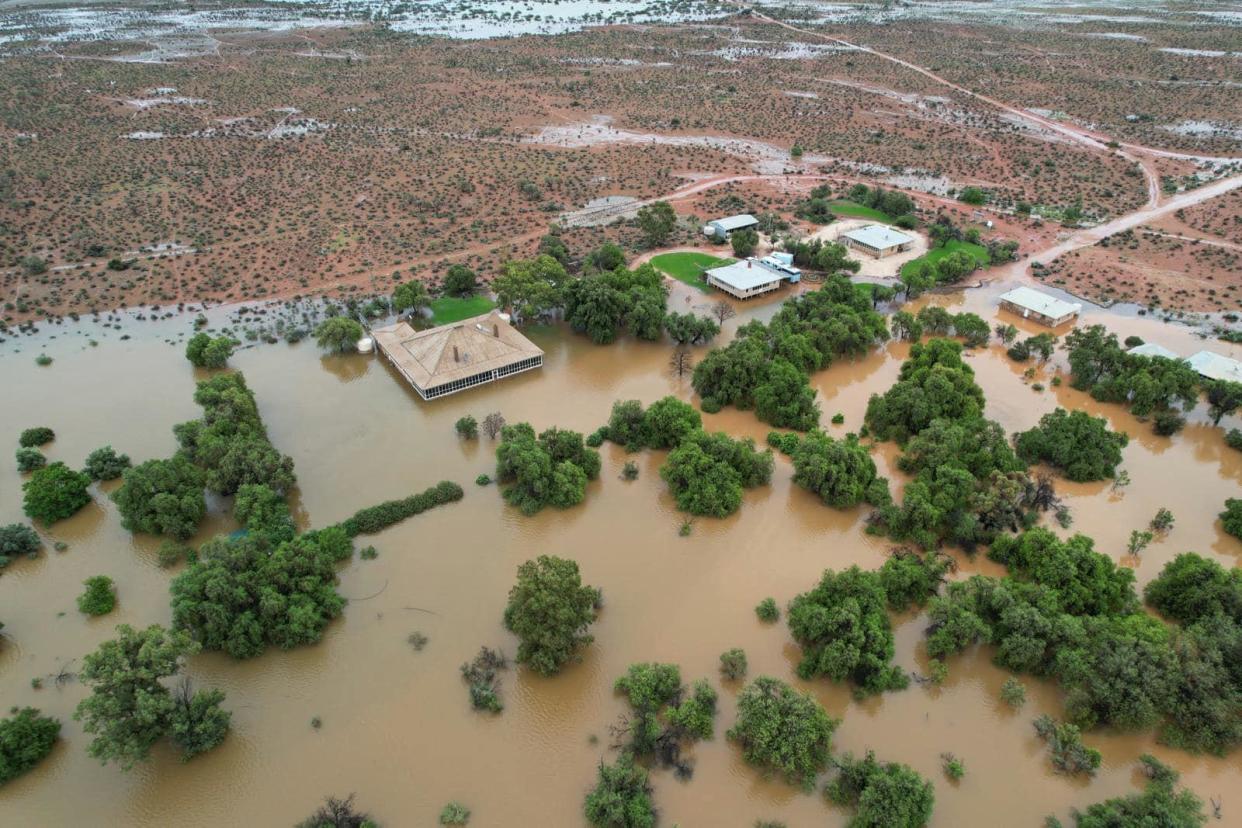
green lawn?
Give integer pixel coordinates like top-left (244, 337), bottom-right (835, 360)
top-left (429, 295), bottom-right (497, 324)
top-left (650, 251), bottom-right (735, 291)
top-left (899, 240), bottom-right (991, 279)
top-left (828, 200), bottom-right (893, 222)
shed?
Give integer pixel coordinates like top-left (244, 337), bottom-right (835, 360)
top-left (998, 287), bottom-right (1082, 327)
top-left (705, 258), bottom-right (784, 299)
top-left (704, 214), bottom-right (759, 240)
top-left (1188, 350), bottom-right (1242, 383)
top-left (841, 225), bottom-right (915, 258)
top-left (371, 310), bottom-right (543, 400)
top-left (1127, 343), bottom-right (1179, 360)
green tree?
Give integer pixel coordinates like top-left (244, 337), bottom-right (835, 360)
top-left (492, 255), bottom-right (568, 323)
top-left (169, 679), bottom-right (232, 760)
top-left (754, 359), bottom-right (820, 431)
top-left (16, 447), bottom-right (44, 473)
top-left (184, 333), bottom-right (237, 368)
top-left (1205, 380), bottom-right (1242, 426)
top-left (731, 227), bottom-right (759, 258)
top-left (392, 279), bottom-right (431, 315)
top-left (1014, 408), bottom-right (1129, 482)
top-left (83, 446), bottom-right (131, 481)
top-left (18, 427), bottom-right (54, 448)
top-left (584, 754), bottom-right (655, 828)
top-left (233, 483), bottom-right (296, 544)
top-left (864, 339), bottom-right (985, 443)
top-left (111, 456), bottom-right (206, 540)
top-left (586, 243), bottom-right (626, 273)
top-left (0, 707), bottom-right (60, 786)
top-left (791, 431), bottom-right (890, 509)
top-left (1144, 552), bottom-right (1242, 626)
top-left (1222, 499), bottom-right (1242, 540)
top-left (77, 575), bottom-right (117, 615)
top-left (890, 311), bottom-right (922, 342)
top-left (314, 317), bottom-right (364, 354)
top-left (1069, 756), bottom-right (1205, 828)
top-left (495, 423), bottom-right (600, 515)
top-left (75, 624), bottom-right (229, 769)
top-left (727, 676), bottom-right (838, 790)
top-left (664, 312), bottom-right (719, 345)
top-left (636, 201), bottom-right (676, 247)
top-left (826, 751), bottom-right (935, 828)
top-left (455, 415), bottom-right (478, 439)
top-left (660, 430), bottom-right (773, 518)
top-left (503, 555), bottom-right (600, 676)
top-left (0, 523), bottom-right (40, 568)
top-left (22, 462), bottom-right (91, 526)
top-left (951, 312), bottom-right (990, 348)
top-left (442, 264), bottom-right (477, 297)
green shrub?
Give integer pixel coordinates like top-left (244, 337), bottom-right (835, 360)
top-left (475, 474), bottom-right (491, 486)
top-left (1000, 678), bottom-right (1027, 708)
top-left (1034, 714), bottom-right (1101, 776)
top-left (461, 647), bottom-right (508, 713)
top-left (337, 481), bottom-right (464, 536)
top-left (755, 597), bottom-right (779, 622)
top-left (111, 455), bottom-right (205, 539)
top-left (728, 676), bottom-right (838, 790)
top-left (16, 447), bottom-right (45, 473)
top-left (720, 648), bottom-right (748, 680)
top-left (826, 751), bottom-right (935, 826)
top-left (18, 427), bottom-right (54, 448)
top-left (23, 462), bottom-right (92, 526)
top-left (0, 523), bottom-right (41, 567)
top-left (0, 707), bottom-right (60, 785)
top-left (941, 752), bottom-right (965, 781)
top-left (503, 556), bottom-right (600, 675)
top-left (439, 802), bottom-right (471, 825)
top-left (184, 333), bottom-right (237, 368)
top-left (584, 754), bottom-right (655, 828)
top-left (157, 540), bottom-right (193, 568)
top-left (455, 416), bottom-right (478, 439)
top-left (83, 446), bottom-right (131, 481)
top-left (77, 576), bottom-right (116, 616)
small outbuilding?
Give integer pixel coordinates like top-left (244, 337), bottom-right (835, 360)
top-left (1188, 350), bottom-right (1242, 383)
top-left (841, 224), bottom-right (915, 259)
top-left (1127, 343), bottom-right (1179, 360)
top-left (998, 287), bottom-right (1082, 327)
top-left (703, 214), bottom-right (759, 240)
top-left (705, 258), bottom-right (785, 299)
top-left (371, 310), bottom-right (543, 401)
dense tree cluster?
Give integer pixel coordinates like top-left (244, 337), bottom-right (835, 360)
top-left (612, 663), bottom-right (717, 774)
top-left (1063, 326), bottom-right (1199, 433)
top-left (659, 430), bottom-right (773, 518)
top-left (787, 431), bottom-right (891, 509)
top-left (496, 423), bottom-right (600, 515)
top-left (563, 263), bottom-right (667, 344)
top-left (170, 529), bottom-right (350, 659)
top-left (503, 555), bottom-right (600, 676)
top-left (83, 445), bottom-right (130, 481)
top-left (727, 676), bottom-right (838, 790)
top-left (693, 277), bottom-right (887, 429)
top-left (111, 455), bottom-right (206, 540)
top-left (22, 461), bottom-right (92, 526)
top-left (600, 397), bottom-right (702, 452)
top-left (663, 311), bottom-right (719, 345)
top-left (75, 624), bottom-right (230, 769)
top-left (584, 754), bottom-right (655, 828)
top-left (184, 333), bottom-right (237, 369)
top-left (0, 523), bottom-right (40, 568)
top-left (0, 707), bottom-right (60, 786)
top-left (1014, 408), bottom-right (1129, 482)
top-left (174, 372), bottom-right (296, 497)
top-left (1057, 756), bottom-right (1206, 828)
top-left (825, 750), bottom-right (935, 828)
top-left (864, 339), bottom-right (984, 443)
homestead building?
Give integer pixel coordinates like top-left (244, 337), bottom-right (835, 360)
top-left (841, 224), bottom-right (915, 259)
top-left (703, 214), bottom-right (759, 240)
top-left (998, 286), bottom-right (1082, 327)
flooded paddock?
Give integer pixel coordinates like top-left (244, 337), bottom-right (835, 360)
top-left (1, 280), bottom-right (1240, 826)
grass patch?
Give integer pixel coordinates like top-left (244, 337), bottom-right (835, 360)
top-left (650, 251), bottom-right (735, 292)
top-left (430, 295), bottom-right (498, 324)
top-left (828, 200), bottom-right (892, 222)
top-left (899, 240), bottom-right (991, 279)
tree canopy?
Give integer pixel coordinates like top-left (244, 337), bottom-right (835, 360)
top-left (0, 707), bottom-right (60, 786)
top-left (659, 430), bottom-right (773, 517)
top-left (602, 397), bottom-right (702, 452)
top-left (495, 423), bottom-right (600, 515)
top-left (1014, 408), bottom-right (1129, 482)
top-left (864, 339), bottom-right (984, 443)
top-left (22, 461), bottom-right (92, 526)
top-left (83, 445), bottom-right (131, 481)
top-left (584, 754), bottom-right (655, 828)
top-left (111, 455), bottom-right (206, 540)
top-left (635, 201), bottom-right (676, 247)
top-left (314, 317), bottom-right (364, 354)
top-left (562, 263), bottom-right (667, 345)
top-left (184, 333), bottom-right (237, 369)
top-left (503, 555), bottom-right (600, 676)
top-left (790, 431), bottom-right (891, 509)
top-left (493, 255), bottom-right (569, 323)
top-left (727, 676), bottom-right (838, 790)
top-left (826, 751), bottom-right (935, 828)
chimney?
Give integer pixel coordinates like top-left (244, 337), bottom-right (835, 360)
top-left (492, 323), bottom-right (499, 338)
top-left (453, 345), bottom-right (459, 362)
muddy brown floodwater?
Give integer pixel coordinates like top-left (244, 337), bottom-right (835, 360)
top-left (1, 279), bottom-right (1240, 827)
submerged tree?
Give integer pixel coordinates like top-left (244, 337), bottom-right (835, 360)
top-left (503, 556), bottom-right (600, 676)
top-left (727, 676), bottom-right (838, 790)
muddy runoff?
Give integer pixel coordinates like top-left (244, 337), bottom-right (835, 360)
top-left (1, 279), bottom-right (1240, 827)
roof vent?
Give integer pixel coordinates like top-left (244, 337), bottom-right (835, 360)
top-left (452, 345), bottom-right (460, 362)
top-left (492, 323), bottom-right (499, 338)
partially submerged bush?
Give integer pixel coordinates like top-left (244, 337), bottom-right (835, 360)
top-left (77, 576), bottom-right (117, 616)
top-left (728, 676), bottom-right (838, 790)
top-left (0, 707), bottom-right (60, 786)
top-left (18, 427), bottom-right (54, 448)
top-left (0, 523), bottom-right (41, 568)
top-left (461, 647), bottom-right (508, 713)
top-left (16, 448), bottom-right (46, 473)
top-left (83, 446), bottom-right (131, 481)
top-left (23, 462), bottom-right (92, 526)
top-left (503, 555), bottom-right (600, 675)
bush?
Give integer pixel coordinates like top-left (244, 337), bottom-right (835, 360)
top-left (791, 431), bottom-right (890, 509)
top-left (584, 754), bottom-right (655, 828)
top-left (297, 794), bottom-right (379, 828)
top-left (622, 461), bottom-right (639, 481)
top-left (503, 556), bottom-right (600, 675)
top-left (720, 648), bottom-right (748, 680)
top-left (1223, 499), bottom-right (1242, 540)
top-left (1069, 756), bottom-right (1206, 827)
top-left (18, 427), bottom-right (54, 448)
top-left (455, 416), bottom-right (478, 439)
top-left (439, 802), bottom-right (471, 825)
top-left (111, 456), bottom-right (205, 539)
top-left (77, 576), bottom-right (116, 616)
top-left (475, 474), bottom-right (491, 486)
top-left (0, 707), bottom-right (60, 785)
top-left (16, 447), bottom-right (45, 473)
top-left (1000, 678), bottom-right (1027, 708)
top-left (659, 430), bottom-right (772, 517)
top-left (826, 751), bottom-right (935, 827)
top-left (23, 462), bottom-right (92, 526)
top-left (1226, 429), bottom-right (1242, 452)
top-left (1034, 714), bottom-right (1101, 776)
top-left (185, 333), bottom-right (237, 368)
top-left (461, 647), bottom-right (507, 713)
top-left (864, 340), bottom-right (984, 443)
top-left (1014, 408), bottom-right (1129, 482)
top-left (157, 540), bottom-right (193, 568)
top-left (496, 423), bottom-right (600, 515)
top-left (728, 676), bottom-right (838, 790)
top-left (234, 483), bottom-right (296, 544)
top-left (337, 481), bottom-right (464, 536)
top-left (755, 597), bottom-right (779, 622)
top-left (83, 446), bottom-right (131, 481)
top-left (0, 523), bottom-right (41, 567)
top-left (314, 317), bottom-right (365, 353)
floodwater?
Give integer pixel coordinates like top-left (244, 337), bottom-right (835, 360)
top-left (1, 279), bottom-right (1240, 827)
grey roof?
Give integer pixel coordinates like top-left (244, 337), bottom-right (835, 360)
top-left (998, 286), bottom-right (1081, 319)
top-left (1188, 350), bottom-right (1242, 383)
top-left (706, 260), bottom-right (784, 291)
top-left (1127, 343), bottom-right (1179, 360)
top-left (842, 224), bottom-right (914, 250)
top-left (709, 214), bottom-right (758, 231)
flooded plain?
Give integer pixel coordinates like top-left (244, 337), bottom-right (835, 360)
top-left (1, 280), bottom-right (1241, 826)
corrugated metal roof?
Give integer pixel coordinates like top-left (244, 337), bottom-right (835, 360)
top-left (706, 260), bottom-right (784, 291)
top-left (709, 214), bottom-right (758, 232)
top-left (998, 286), bottom-right (1081, 320)
top-left (1188, 350), bottom-right (1242, 383)
top-left (842, 224), bottom-right (914, 250)
top-left (1127, 343), bottom-right (1179, 360)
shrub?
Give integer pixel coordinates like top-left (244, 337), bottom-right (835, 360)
top-left (0, 707), bottom-right (60, 785)
top-left (297, 794), bottom-right (378, 828)
top-left (455, 416), bottom-right (478, 439)
top-left (755, 597), bottom-right (779, 622)
top-left (184, 333), bottom-right (237, 368)
top-left (826, 751), bottom-right (935, 827)
top-left (111, 456), bottom-right (205, 539)
top-left (1014, 408), bottom-right (1129, 482)
top-left (941, 753), bottom-right (965, 781)
top-left (83, 446), bottom-right (131, 481)
top-left (791, 431), bottom-right (890, 509)
top-left (660, 430), bottom-right (772, 518)
top-left (496, 423), bottom-right (600, 515)
top-left (337, 481), bottom-right (464, 536)
top-left (16, 447), bottom-right (45, 473)
top-left (23, 462), bottom-right (92, 526)
top-left (0, 523), bottom-right (41, 567)
top-left (1226, 429), bottom-right (1242, 452)
top-left (439, 802), bottom-right (471, 825)
top-left (503, 556), bottom-right (600, 675)
top-left (1068, 756), bottom-right (1206, 827)
top-left (461, 647), bottom-right (508, 713)
top-left (314, 317), bottom-right (364, 353)
top-left (584, 754), bottom-right (655, 828)
top-left (1222, 499), bottom-right (1242, 540)
top-left (77, 576), bottom-right (116, 616)
top-left (1034, 715), bottom-right (1101, 775)
top-left (728, 676), bottom-right (838, 790)
top-left (621, 461), bottom-right (639, 481)
top-left (475, 474), bottom-right (491, 486)
top-left (157, 540), bottom-right (192, 568)
top-left (18, 427), bottom-right (54, 448)
top-left (720, 648), bottom-right (748, 680)
top-left (1000, 678), bottom-right (1027, 708)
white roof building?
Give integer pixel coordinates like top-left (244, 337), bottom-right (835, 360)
top-left (704, 214), bottom-right (759, 238)
top-left (1188, 350), bottom-right (1242, 383)
top-left (705, 258), bottom-right (784, 299)
top-left (998, 286), bottom-right (1082, 327)
top-left (843, 225), bottom-right (914, 250)
top-left (1127, 343), bottom-right (1179, 360)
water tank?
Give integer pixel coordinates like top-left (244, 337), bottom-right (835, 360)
top-left (356, 337), bottom-right (374, 354)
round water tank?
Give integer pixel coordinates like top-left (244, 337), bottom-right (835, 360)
top-left (356, 337), bottom-right (374, 354)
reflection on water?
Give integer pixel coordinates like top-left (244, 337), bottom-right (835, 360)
top-left (1, 281), bottom-right (1240, 826)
